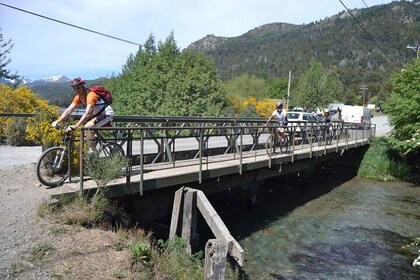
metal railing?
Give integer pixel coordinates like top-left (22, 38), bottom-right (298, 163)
top-left (0, 113), bottom-right (375, 194)
top-left (81, 121), bottom-right (375, 194)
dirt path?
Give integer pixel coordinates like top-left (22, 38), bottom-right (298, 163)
top-left (0, 150), bottom-right (133, 279)
top-left (0, 162), bottom-right (52, 278)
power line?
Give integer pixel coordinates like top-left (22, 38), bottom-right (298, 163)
top-left (361, 0), bottom-right (388, 36)
top-left (338, 0), bottom-right (398, 67)
top-left (0, 2), bottom-right (141, 47)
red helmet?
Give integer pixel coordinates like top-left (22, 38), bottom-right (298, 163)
top-left (71, 77), bottom-right (85, 87)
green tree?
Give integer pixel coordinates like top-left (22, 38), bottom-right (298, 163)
top-left (224, 74), bottom-right (268, 100)
top-left (268, 78), bottom-right (288, 99)
top-left (383, 59), bottom-right (420, 154)
top-left (0, 29), bottom-right (19, 80)
top-left (292, 59), bottom-right (344, 110)
top-left (108, 32), bottom-right (227, 117)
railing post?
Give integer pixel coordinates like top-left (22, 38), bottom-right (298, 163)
top-left (139, 129), bottom-right (144, 196)
top-left (268, 128), bottom-right (272, 168)
top-left (291, 127), bottom-right (295, 163)
top-left (79, 128), bottom-right (84, 193)
top-left (126, 129), bottom-right (132, 184)
top-left (309, 126), bottom-right (313, 158)
top-left (239, 127), bottom-right (243, 175)
top-left (68, 136), bottom-right (73, 183)
top-left (199, 128), bottom-right (203, 184)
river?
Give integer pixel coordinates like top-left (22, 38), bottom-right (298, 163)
top-left (205, 165), bottom-right (420, 279)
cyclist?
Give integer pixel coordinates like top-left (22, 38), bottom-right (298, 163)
top-left (266, 102), bottom-right (287, 140)
top-left (51, 77), bottom-right (114, 153)
top-left (322, 108), bottom-right (331, 128)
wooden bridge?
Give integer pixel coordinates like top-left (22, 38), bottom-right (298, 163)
top-left (51, 115), bottom-right (375, 199)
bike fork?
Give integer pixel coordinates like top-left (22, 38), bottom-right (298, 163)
top-left (54, 147), bottom-right (67, 169)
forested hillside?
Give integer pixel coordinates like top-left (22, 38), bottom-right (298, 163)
top-left (188, 1), bottom-right (419, 87)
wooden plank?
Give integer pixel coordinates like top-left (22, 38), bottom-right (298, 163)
top-left (205, 239), bottom-right (228, 280)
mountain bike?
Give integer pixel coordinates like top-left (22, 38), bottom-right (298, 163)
top-left (265, 128), bottom-right (289, 156)
top-left (315, 125), bottom-right (333, 146)
top-left (36, 127), bottom-right (124, 188)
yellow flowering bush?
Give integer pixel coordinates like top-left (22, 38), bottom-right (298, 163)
top-left (255, 99), bottom-right (277, 118)
top-left (0, 84), bottom-right (63, 146)
top-left (242, 97), bottom-right (277, 118)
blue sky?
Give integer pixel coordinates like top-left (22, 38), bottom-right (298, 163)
top-left (1, 0), bottom-right (393, 81)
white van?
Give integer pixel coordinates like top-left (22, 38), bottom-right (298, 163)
top-left (328, 103), bottom-right (345, 121)
top-left (341, 105), bottom-right (372, 128)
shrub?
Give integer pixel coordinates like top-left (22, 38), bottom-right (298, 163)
top-left (4, 118), bottom-right (30, 146)
top-left (152, 237), bottom-right (204, 280)
top-left (85, 152), bottom-right (130, 189)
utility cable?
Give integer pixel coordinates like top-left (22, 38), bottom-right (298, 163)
top-left (338, 0), bottom-right (398, 67)
top-left (0, 2), bottom-right (141, 46)
top-left (361, 0), bottom-right (388, 36)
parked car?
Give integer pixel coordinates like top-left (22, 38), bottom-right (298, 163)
top-left (286, 111), bottom-right (319, 138)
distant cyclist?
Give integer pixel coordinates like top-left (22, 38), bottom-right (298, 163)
top-left (322, 108), bottom-right (331, 128)
top-left (51, 77), bottom-right (114, 153)
top-left (266, 102), bottom-right (287, 140)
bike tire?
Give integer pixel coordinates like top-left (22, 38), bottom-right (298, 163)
top-left (98, 142), bottom-right (125, 158)
top-left (326, 130), bottom-right (333, 145)
top-left (317, 131), bottom-right (325, 146)
top-left (265, 134), bottom-right (278, 156)
top-left (36, 146), bottom-right (69, 187)
top-left (279, 135), bottom-right (289, 154)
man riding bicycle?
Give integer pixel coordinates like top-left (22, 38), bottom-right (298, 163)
top-left (322, 108), bottom-right (331, 129)
top-left (266, 102), bottom-right (287, 140)
top-left (51, 77), bottom-right (114, 153)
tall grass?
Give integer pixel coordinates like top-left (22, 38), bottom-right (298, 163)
top-left (358, 137), bottom-right (409, 180)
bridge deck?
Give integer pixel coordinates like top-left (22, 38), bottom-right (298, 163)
top-left (52, 137), bottom-right (368, 198)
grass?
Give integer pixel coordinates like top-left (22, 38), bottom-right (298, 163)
top-left (29, 242), bottom-right (55, 261)
top-left (358, 137), bottom-right (410, 181)
top-left (36, 195), bottom-right (206, 280)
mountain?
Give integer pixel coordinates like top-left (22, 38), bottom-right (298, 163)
top-left (28, 75), bottom-right (71, 86)
top-left (0, 77), bottom-right (32, 86)
top-left (187, 1), bottom-right (420, 86)
top-left (0, 75), bottom-right (70, 87)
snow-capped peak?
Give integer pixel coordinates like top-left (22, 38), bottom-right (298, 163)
top-left (39, 75), bottom-right (71, 83)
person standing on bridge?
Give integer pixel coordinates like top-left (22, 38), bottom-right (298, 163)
top-left (266, 102), bottom-right (287, 140)
top-left (51, 77), bottom-right (114, 153)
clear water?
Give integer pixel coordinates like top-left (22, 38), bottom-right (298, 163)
top-left (210, 173), bottom-right (420, 279)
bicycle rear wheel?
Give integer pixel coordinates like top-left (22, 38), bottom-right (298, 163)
top-left (36, 147), bottom-right (69, 187)
top-left (98, 142), bottom-right (125, 158)
top-left (317, 131), bottom-right (325, 146)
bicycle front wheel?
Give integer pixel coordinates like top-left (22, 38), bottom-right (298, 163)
top-left (326, 130), bottom-right (333, 145)
top-left (279, 135), bottom-right (289, 154)
top-left (265, 134), bottom-right (278, 156)
top-left (36, 147), bottom-right (69, 187)
top-left (98, 142), bottom-right (125, 158)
